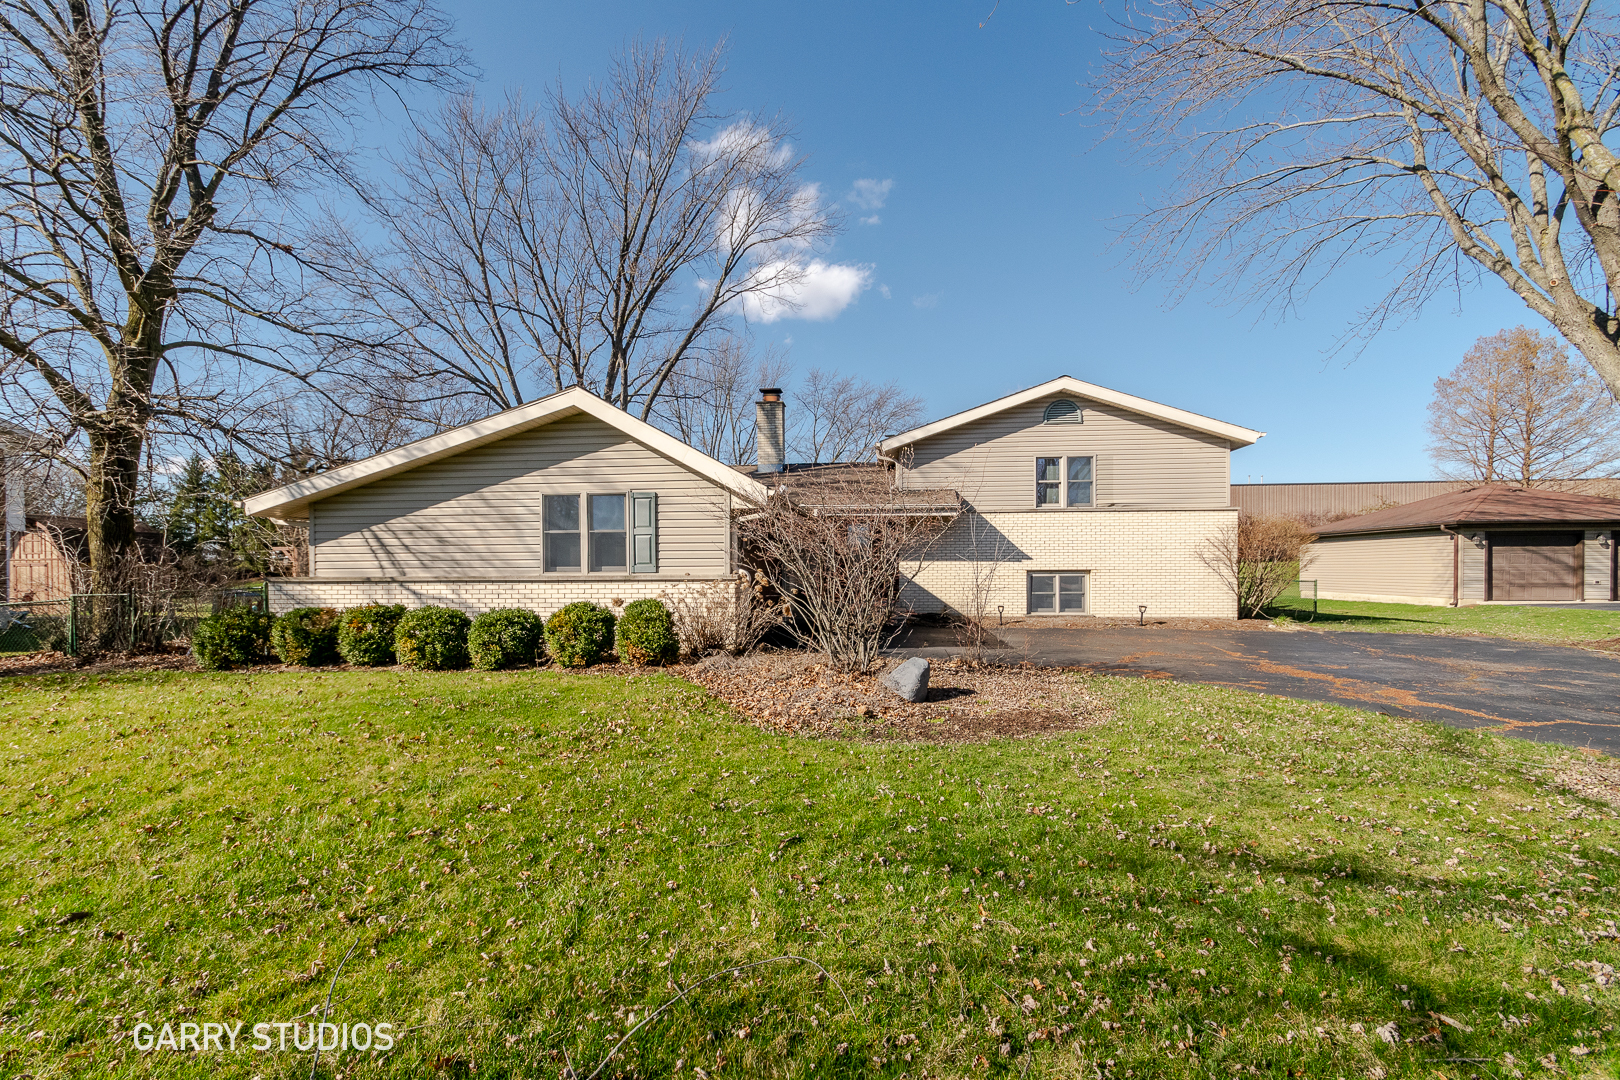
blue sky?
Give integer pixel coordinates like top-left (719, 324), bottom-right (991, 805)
top-left (426, 0), bottom-right (1527, 482)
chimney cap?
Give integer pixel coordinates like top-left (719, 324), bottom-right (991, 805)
top-left (758, 387), bottom-right (783, 400)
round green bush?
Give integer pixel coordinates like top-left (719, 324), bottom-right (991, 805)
top-left (615, 598), bottom-right (678, 666)
top-left (394, 606), bottom-right (472, 671)
top-left (336, 604), bottom-right (407, 667)
top-left (468, 608), bottom-right (545, 671)
top-left (270, 607), bottom-right (341, 666)
top-left (544, 602), bottom-right (616, 668)
top-left (192, 606), bottom-right (271, 671)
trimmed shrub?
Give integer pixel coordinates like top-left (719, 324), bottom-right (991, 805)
top-left (192, 606), bottom-right (271, 671)
top-left (270, 607), bottom-right (341, 666)
top-left (394, 606), bottom-right (472, 671)
top-left (544, 602), bottom-right (616, 668)
top-left (468, 608), bottom-right (545, 671)
top-left (336, 604), bottom-right (407, 667)
top-left (616, 598), bottom-right (678, 666)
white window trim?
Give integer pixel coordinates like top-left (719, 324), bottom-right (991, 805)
top-left (1027, 571), bottom-right (1089, 615)
top-left (1033, 454), bottom-right (1095, 509)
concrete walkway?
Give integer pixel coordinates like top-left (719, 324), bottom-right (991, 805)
top-left (892, 625), bottom-right (1620, 754)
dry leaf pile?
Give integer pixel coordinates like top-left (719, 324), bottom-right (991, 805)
top-left (676, 651), bottom-right (1109, 742)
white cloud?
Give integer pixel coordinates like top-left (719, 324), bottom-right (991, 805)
top-left (689, 121), bottom-right (792, 171)
top-left (847, 178), bottom-right (894, 211)
top-left (860, 214), bottom-right (881, 226)
top-left (913, 293), bottom-right (940, 309)
top-left (879, 284), bottom-right (892, 300)
top-left (739, 260), bottom-right (874, 323)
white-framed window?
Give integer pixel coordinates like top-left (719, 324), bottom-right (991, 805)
top-left (544, 491), bottom-right (659, 573)
top-left (1028, 572), bottom-right (1087, 614)
top-left (1034, 455), bottom-right (1094, 507)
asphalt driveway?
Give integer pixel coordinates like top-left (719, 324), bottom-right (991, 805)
top-left (893, 625), bottom-right (1620, 754)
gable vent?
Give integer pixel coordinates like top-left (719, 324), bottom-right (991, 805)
top-left (1043, 399), bottom-right (1082, 424)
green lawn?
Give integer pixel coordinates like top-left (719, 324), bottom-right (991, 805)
top-left (1270, 596), bottom-right (1620, 645)
top-left (2, 667), bottom-right (1618, 1078)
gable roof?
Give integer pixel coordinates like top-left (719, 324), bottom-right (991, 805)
top-left (243, 386), bottom-right (771, 522)
top-left (1312, 485), bottom-right (1620, 536)
top-left (876, 376), bottom-right (1265, 454)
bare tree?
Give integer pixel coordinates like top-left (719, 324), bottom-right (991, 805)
top-left (1199, 513), bottom-right (1319, 618)
top-left (1427, 326), bottom-right (1620, 484)
top-left (792, 369), bottom-right (923, 463)
top-left (654, 334), bottom-right (790, 464)
top-left (1097, 0), bottom-right (1620, 397)
top-left (333, 39), bottom-right (837, 423)
top-left (0, 0), bottom-right (463, 590)
top-left (737, 465), bottom-right (956, 671)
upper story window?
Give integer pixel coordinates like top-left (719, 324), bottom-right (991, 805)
top-left (1035, 455), bottom-right (1094, 507)
top-left (1043, 399), bottom-right (1082, 424)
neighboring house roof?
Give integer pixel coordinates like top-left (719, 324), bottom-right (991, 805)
top-left (877, 375), bottom-right (1266, 454)
top-left (1311, 486), bottom-right (1620, 536)
top-left (733, 463), bottom-right (961, 514)
top-left (243, 386), bottom-right (773, 522)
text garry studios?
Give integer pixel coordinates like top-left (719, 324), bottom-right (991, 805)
top-left (128, 1019), bottom-right (397, 1055)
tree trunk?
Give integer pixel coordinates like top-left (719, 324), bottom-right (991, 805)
top-left (85, 417), bottom-right (143, 594)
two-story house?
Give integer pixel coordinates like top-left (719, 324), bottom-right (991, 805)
top-left (243, 377), bottom-right (1263, 620)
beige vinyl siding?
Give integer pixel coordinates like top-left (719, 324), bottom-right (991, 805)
top-left (311, 413), bottom-right (731, 579)
top-left (1585, 530), bottom-right (1614, 601)
top-left (899, 395), bottom-right (1231, 511)
top-left (1307, 531), bottom-right (1455, 606)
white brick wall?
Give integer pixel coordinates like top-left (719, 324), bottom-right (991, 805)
top-left (268, 577), bottom-right (730, 618)
top-left (902, 508), bottom-right (1238, 619)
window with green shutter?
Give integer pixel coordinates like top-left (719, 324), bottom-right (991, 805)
top-left (630, 492), bottom-right (658, 573)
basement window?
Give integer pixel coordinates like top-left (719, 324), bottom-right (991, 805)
top-left (1028, 572), bottom-right (1087, 614)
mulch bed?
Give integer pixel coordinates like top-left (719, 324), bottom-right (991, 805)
top-left (0, 651), bottom-right (199, 678)
top-left (676, 651), bottom-right (1110, 743)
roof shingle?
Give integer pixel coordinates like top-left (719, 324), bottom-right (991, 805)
top-left (1311, 485), bottom-right (1620, 535)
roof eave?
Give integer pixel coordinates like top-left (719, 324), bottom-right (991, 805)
top-left (243, 387), bottom-right (770, 520)
top-left (877, 375), bottom-right (1265, 453)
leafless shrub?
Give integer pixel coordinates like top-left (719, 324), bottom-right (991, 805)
top-left (951, 511), bottom-right (1012, 665)
top-left (1199, 513), bottom-right (1319, 618)
top-left (737, 467), bottom-right (956, 671)
top-left (667, 572), bottom-right (787, 658)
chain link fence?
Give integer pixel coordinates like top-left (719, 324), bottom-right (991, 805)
top-left (0, 585), bottom-right (268, 657)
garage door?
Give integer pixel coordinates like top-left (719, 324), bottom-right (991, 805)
top-left (1489, 531), bottom-right (1582, 601)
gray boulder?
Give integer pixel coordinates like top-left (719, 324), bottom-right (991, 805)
top-left (881, 657), bottom-right (930, 702)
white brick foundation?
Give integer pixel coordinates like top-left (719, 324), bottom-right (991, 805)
top-left (268, 577), bottom-right (730, 618)
top-left (902, 508), bottom-right (1238, 619)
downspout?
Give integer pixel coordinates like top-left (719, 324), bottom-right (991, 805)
top-left (1438, 524), bottom-right (1461, 607)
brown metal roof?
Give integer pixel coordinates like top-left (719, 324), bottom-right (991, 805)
top-left (1311, 485), bottom-right (1620, 535)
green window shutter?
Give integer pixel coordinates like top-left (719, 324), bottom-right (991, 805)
top-left (630, 492), bottom-right (658, 573)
